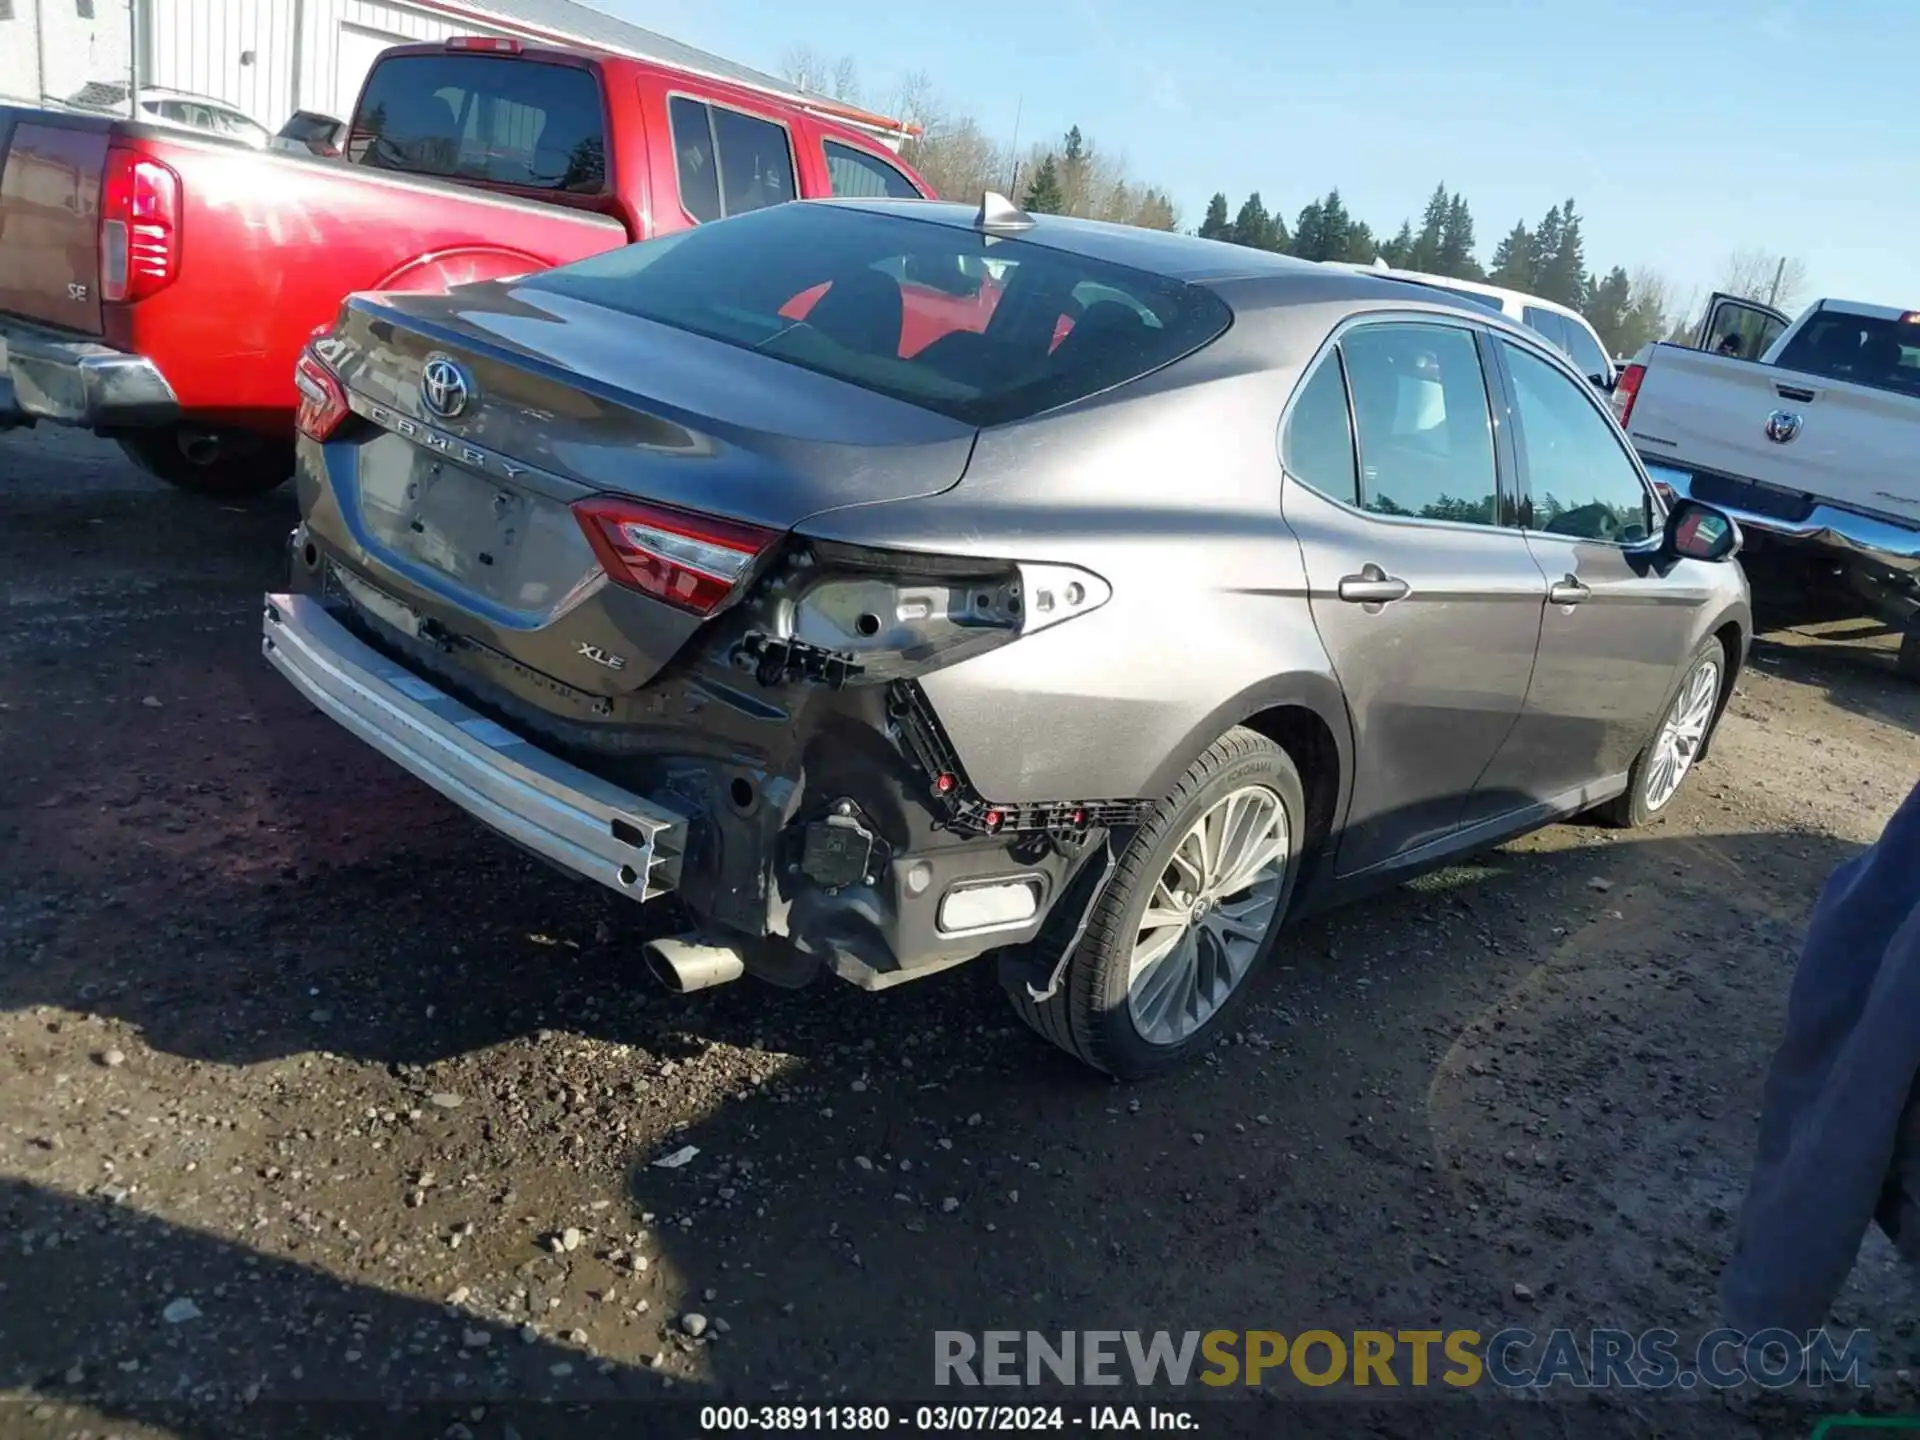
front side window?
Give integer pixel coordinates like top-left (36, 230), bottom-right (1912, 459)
top-left (1340, 323), bottom-right (1501, 527)
top-left (1500, 340), bottom-right (1652, 544)
top-left (825, 140), bottom-right (920, 200)
top-left (527, 202), bottom-right (1233, 427)
top-left (350, 55), bottom-right (607, 193)
top-left (1281, 352), bottom-right (1359, 505)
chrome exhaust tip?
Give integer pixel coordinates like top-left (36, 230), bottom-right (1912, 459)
top-left (643, 935), bottom-right (747, 994)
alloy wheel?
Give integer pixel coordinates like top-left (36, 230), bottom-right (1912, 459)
top-left (1125, 784), bottom-right (1289, 1046)
top-left (1643, 657), bottom-right (1721, 813)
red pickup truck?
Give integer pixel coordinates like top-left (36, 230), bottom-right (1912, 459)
top-left (0, 37), bottom-right (931, 496)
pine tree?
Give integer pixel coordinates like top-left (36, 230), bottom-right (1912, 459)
top-left (1057, 126), bottom-right (1090, 216)
top-left (1021, 155), bottom-right (1064, 215)
top-left (1198, 192), bottom-right (1233, 242)
top-left (1232, 192), bottom-right (1284, 251)
top-left (1439, 194), bottom-right (1480, 278)
top-left (1343, 220), bottom-right (1378, 265)
top-left (1585, 266), bottom-right (1634, 356)
top-left (1290, 200), bottom-right (1323, 261)
top-left (1535, 197), bottom-right (1587, 308)
top-left (1410, 184), bottom-right (1449, 272)
top-left (1380, 219), bottom-right (1415, 268)
top-left (1488, 222), bottom-right (1535, 290)
top-left (1313, 190), bottom-right (1353, 263)
top-left (1530, 205), bottom-right (1563, 287)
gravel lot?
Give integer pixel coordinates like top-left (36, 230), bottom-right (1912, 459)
top-left (2, 427), bottom-right (1917, 1438)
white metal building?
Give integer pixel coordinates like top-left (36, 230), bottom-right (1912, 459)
top-left (1, 0), bottom-right (909, 148)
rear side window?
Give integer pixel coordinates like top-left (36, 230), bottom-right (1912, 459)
top-left (350, 55), bottom-right (607, 193)
top-left (825, 141), bottom-right (921, 199)
top-left (1340, 323), bottom-right (1500, 526)
top-left (1773, 311), bottom-right (1920, 399)
top-left (524, 203), bottom-right (1234, 427)
top-left (1560, 317), bottom-right (1610, 380)
top-left (1281, 354), bottom-right (1359, 505)
top-left (668, 97), bottom-right (796, 223)
top-left (1522, 306), bottom-right (1571, 355)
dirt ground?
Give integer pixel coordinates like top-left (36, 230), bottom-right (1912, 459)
top-left (2, 426), bottom-right (1916, 1439)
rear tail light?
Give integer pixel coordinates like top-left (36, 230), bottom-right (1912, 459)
top-left (99, 147), bottom-right (181, 304)
top-left (293, 344), bottom-right (350, 442)
top-left (447, 35), bottom-right (522, 52)
top-left (1651, 479), bottom-right (1677, 508)
top-left (573, 497), bottom-right (779, 617)
top-left (1611, 361), bottom-right (1645, 428)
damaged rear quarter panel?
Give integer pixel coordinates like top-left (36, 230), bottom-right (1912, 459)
top-left (794, 358), bottom-right (1352, 809)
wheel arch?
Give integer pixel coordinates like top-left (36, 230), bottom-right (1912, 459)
top-left (369, 245), bottom-right (556, 295)
top-left (1700, 601), bottom-right (1751, 764)
top-left (1139, 672), bottom-right (1353, 874)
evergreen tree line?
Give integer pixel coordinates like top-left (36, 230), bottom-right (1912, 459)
top-left (779, 47), bottom-right (1794, 359)
top-left (1196, 183), bottom-right (1675, 358)
top-left (780, 49), bottom-right (1180, 234)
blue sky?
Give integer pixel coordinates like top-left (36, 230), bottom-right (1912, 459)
top-left (608, 0), bottom-right (1915, 318)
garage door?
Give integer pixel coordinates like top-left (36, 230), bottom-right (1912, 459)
top-left (334, 23), bottom-right (409, 119)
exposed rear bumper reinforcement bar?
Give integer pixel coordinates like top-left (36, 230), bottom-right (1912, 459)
top-left (261, 592), bottom-right (685, 900)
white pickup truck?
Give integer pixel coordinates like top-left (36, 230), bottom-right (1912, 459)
top-left (1614, 293), bottom-right (1920, 678)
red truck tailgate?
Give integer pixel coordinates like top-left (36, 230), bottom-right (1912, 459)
top-left (0, 114), bottom-right (109, 335)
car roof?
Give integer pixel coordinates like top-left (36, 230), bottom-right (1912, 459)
top-left (817, 199), bottom-right (1552, 328)
top-left (1369, 265), bottom-right (1596, 325)
top-left (818, 198), bottom-right (1329, 282)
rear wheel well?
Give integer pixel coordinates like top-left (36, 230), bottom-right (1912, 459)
top-left (1238, 704), bottom-right (1340, 870)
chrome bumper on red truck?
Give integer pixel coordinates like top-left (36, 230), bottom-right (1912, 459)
top-left (261, 592), bottom-right (685, 900)
top-left (0, 318), bottom-right (179, 430)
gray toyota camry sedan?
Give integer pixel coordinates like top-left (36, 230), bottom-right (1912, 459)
top-left (267, 195), bottom-right (1749, 1079)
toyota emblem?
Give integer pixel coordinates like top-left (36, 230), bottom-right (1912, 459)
top-left (1763, 410), bottom-right (1802, 445)
top-left (420, 354), bottom-right (475, 421)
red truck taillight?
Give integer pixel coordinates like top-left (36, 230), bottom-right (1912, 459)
top-left (294, 345), bottom-right (350, 442)
top-left (99, 148), bottom-right (181, 304)
top-left (573, 497), bottom-right (779, 617)
top-left (1611, 362), bottom-right (1645, 428)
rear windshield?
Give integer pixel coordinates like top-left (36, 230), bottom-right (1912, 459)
top-left (520, 203), bottom-right (1234, 427)
top-left (348, 54), bottom-right (607, 194)
top-left (1772, 310), bottom-right (1920, 398)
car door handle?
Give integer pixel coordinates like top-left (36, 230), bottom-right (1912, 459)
top-left (1337, 566), bottom-right (1411, 604)
top-left (1549, 575), bottom-right (1591, 605)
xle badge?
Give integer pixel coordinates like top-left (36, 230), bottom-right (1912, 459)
top-left (576, 642), bottom-right (627, 672)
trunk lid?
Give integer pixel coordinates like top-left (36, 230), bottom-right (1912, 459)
top-left (314, 285), bottom-right (975, 692)
top-left (0, 110), bottom-right (109, 334)
top-left (1627, 344), bottom-right (1920, 526)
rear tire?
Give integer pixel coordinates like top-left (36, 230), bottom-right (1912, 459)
top-left (1899, 626), bottom-right (1920, 684)
top-left (117, 427), bottom-right (291, 498)
top-left (1003, 727), bottom-right (1304, 1080)
top-left (1597, 637), bottom-right (1727, 829)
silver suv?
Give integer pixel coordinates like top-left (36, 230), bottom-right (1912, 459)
top-left (266, 197), bottom-right (1750, 1078)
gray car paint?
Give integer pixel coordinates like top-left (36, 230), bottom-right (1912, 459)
top-left (291, 201), bottom-right (1752, 964)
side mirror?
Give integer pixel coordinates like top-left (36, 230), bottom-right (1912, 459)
top-left (1589, 371), bottom-right (1616, 393)
top-left (1664, 498), bottom-right (1740, 563)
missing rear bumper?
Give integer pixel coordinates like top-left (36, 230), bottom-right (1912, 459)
top-left (261, 592), bottom-right (685, 900)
